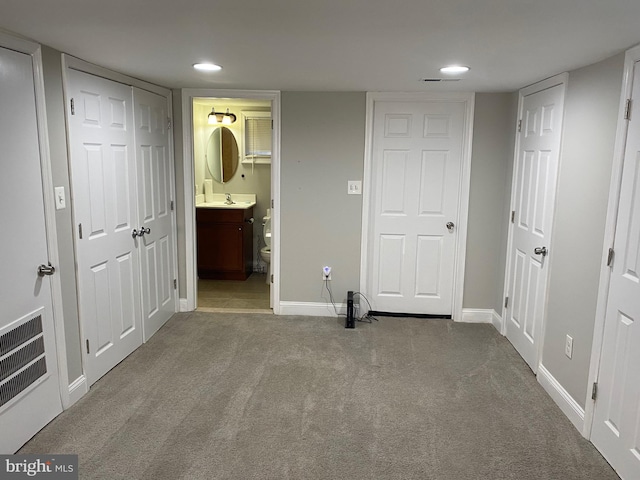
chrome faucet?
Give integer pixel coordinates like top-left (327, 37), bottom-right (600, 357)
top-left (224, 193), bottom-right (235, 205)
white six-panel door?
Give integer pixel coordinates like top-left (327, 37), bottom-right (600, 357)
top-left (505, 79), bottom-right (565, 372)
top-left (133, 88), bottom-right (176, 341)
top-left (368, 100), bottom-right (466, 315)
top-left (67, 70), bottom-right (143, 385)
top-left (0, 46), bottom-right (62, 453)
top-left (591, 59), bottom-right (640, 480)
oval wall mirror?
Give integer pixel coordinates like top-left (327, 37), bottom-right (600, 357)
top-left (206, 127), bottom-right (239, 183)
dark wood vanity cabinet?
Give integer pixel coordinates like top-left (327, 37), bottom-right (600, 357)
top-left (197, 207), bottom-right (253, 280)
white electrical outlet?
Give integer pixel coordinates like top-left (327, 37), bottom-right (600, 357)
top-left (565, 335), bottom-right (573, 359)
top-left (322, 266), bottom-right (332, 280)
top-left (347, 181), bottom-right (362, 195)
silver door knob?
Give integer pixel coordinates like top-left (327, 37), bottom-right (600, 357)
top-left (137, 227), bottom-right (151, 237)
top-left (446, 222), bottom-right (455, 232)
top-left (37, 263), bottom-right (55, 277)
top-left (534, 246), bottom-right (548, 256)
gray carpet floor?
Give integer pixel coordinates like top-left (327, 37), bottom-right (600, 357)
top-left (20, 312), bottom-right (618, 480)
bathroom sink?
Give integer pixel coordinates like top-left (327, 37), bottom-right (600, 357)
top-left (196, 200), bottom-right (256, 210)
top-left (195, 193), bottom-right (256, 210)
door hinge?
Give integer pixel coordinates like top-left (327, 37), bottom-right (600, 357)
top-left (592, 382), bottom-right (598, 400)
top-left (86, 339), bottom-right (90, 354)
top-left (78, 223), bottom-right (83, 239)
top-left (511, 210), bottom-right (515, 223)
top-left (607, 248), bottom-right (614, 267)
top-left (70, 98), bottom-right (75, 115)
top-left (517, 119), bottom-right (522, 132)
top-left (167, 118), bottom-right (172, 129)
top-left (173, 279), bottom-right (177, 290)
top-left (624, 99), bottom-right (632, 120)
top-left (504, 296), bottom-right (509, 308)
top-left (170, 200), bottom-right (174, 211)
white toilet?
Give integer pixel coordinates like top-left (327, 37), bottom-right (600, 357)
top-left (260, 210), bottom-right (271, 284)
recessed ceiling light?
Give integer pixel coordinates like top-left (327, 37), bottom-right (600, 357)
top-left (193, 63), bottom-right (222, 72)
top-left (440, 65), bottom-right (470, 74)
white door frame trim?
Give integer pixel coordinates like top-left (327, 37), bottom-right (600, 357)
top-left (180, 89), bottom-right (281, 314)
top-left (499, 73), bottom-right (568, 372)
top-left (584, 44), bottom-right (640, 439)
top-left (0, 31), bottom-right (71, 407)
top-left (360, 92), bottom-right (475, 321)
top-left (61, 54), bottom-right (180, 372)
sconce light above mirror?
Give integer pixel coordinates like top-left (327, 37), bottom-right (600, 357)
top-left (208, 107), bottom-right (237, 125)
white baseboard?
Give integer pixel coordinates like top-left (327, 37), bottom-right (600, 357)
top-left (67, 375), bottom-right (88, 408)
top-left (491, 310), bottom-right (503, 332)
top-left (279, 301), bottom-right (346, 317)
top-left (537, 364), bottom-right (585, 432)
top-left (460, 309), bottom-right (503, 333)
top-left (460, 308), bottom-right (493, 323)
top-left (179, 298), bottom-right (189, 312)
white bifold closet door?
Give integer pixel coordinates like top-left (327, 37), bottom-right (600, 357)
top-left (133, 88), bottom-right (176, 341)
top-left (67, 70), bottom-right (176, 386)
top-left (67, 71), bottom-right (143, 385)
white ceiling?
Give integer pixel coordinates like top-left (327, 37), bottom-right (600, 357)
top-left (1, 0), bottom-right (639, 92)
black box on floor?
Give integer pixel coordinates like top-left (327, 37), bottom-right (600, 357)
top-left (346, 291), bottom-right (355, 329)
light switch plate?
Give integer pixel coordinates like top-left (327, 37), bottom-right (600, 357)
top-left (348, 180), bottom-right (362, 195)
top-left (54, 186), bottom-right (66, 210)
top-left (565, 335), bottom-right (573, 359)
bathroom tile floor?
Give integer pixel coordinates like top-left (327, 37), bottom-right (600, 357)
top-left (197, 273), bottom-right (271, 312)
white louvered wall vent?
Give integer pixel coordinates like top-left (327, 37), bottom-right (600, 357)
top-left (0, 314), bottom-right (47, 407)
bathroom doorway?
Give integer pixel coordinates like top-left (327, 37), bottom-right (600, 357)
top-left (181, 90), bottom-right (280, 313)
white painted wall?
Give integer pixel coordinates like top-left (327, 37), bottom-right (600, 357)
top-left (41, 45), bottom-right (83, 382)
top-left (280, 92), bottom-right (366, 303)
top-left (172, 90), bottom-right (187, 293)
top-left (541, 52), bottom-right (625, 408)
top-left (463, 93), bottom-right (518, 312)
top-left (279, 91), bottom-right (520, 310)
